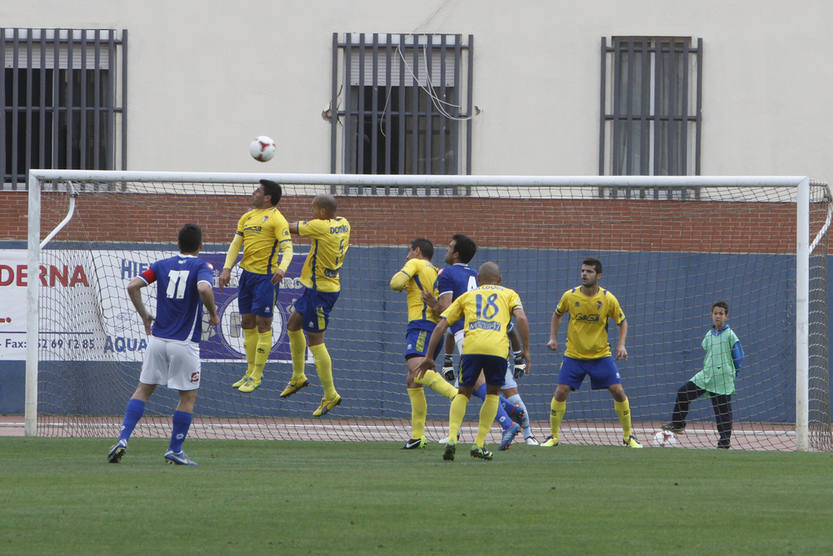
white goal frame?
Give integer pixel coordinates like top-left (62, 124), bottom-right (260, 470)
top-left (25, 170), bottom-right (830, 450)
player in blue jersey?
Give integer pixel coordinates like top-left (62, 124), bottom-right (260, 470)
top-left (107, 224), bottom-right (220, 466)
top-left (422, 234), bottom-right (525, 450)
top-left (390, 238), bottom-right (459, 449)
top-left (219, 179), bottom-right (293, 393)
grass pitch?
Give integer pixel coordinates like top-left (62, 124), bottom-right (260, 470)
top-left (2, 437), bottom-right (832, 555)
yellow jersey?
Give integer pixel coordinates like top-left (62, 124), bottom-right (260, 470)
top-left (298, 217), bottom-right (350, 292)
top-left (390, 258), bottom-right (440, 329)
top-left (441, 284), bottom-right (523, 357)
top-left (556, 286), bottom-right (626, 359)
top-left (236, 208), bottom-right (293, 274)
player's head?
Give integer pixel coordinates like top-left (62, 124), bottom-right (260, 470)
top-left (178, 223), bottom-right (202, 254)
top-left (446, 233), bottom-right (477, 265)
top-left (581, 257), bottom-right (602, 287)
top-left (477, 261), bottom-right (501, 285)
top-left (258, 179), bottom-right (283, 206)
top-left (409, 238), bottom-right (434, 260)
top-left (712, 301), bottom-right (729, 327)
top-left (313, 194), bottom-right (337, 218)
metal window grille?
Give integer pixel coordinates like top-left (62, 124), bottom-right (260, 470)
top-left (330, 33), bottom-right (473, 196)
top-left (1, 28), bottom-right (127, 190)
top-left (599, 36), bottom-right (702, 199)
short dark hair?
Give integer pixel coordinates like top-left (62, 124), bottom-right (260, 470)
top-left (314, 194), bottom-right (338, 215)
top-left (259, 179), bottom-right (282, 206)
top-left (178, 223), bottom-right (202, 253)
top-left (712, 300), bottom-right (729, 314)
top-left (582, 257), bottom-right (602, 274)
top-left (410, 238), bottom-right (434, 260)
top-left (452, 234), bottom-right (477, 264)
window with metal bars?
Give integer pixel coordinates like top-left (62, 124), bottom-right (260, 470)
top-left (599, 36), bottom-right (702, 199)
top-left (330, 33), bottom-right (473, 195)
top-left (1, 28), bottom-right (126, 189)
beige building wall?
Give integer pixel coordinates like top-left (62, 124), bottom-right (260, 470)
top-left (2, 0), bottom-right (830, 181)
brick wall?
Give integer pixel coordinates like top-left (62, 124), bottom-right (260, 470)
top-left (0, 191), bottom-right (802, 253)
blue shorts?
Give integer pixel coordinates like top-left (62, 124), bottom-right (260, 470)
top-left (238, 270), bottom-right (279, 318)
top-left (293, 288), bottom-right (339, 333)
top-left (404, 326), bottom-right (443, 360)
top-left (557, 355), bottom-right (622, 390)
top-left (460, 354), bottom-right (506, 388)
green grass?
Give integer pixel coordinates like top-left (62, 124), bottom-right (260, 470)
top-left (2, 438), bottom-right (833, 555)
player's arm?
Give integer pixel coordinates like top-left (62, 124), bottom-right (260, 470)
top-left (513, 307), bottom-right (531, 375)
top-left (546, 310), bottom-right (564, 351)
top-left (127, 276), bottom-right (154, 335)
top-left (197, 281), bottom-right (220, 327)
top-left (415, 318), bottom-right (450, 379)
top-left (389, 264), bottom-right (412, 291)
top-left (288, 221), bottom-right (300, 234)
top-left (219, 233), bottom-right (244, 290)
top-left (508, 323), bottom-right (527, 378)
top-left (614, 319), bottom-right (628, 361)
top-left (731, 339), bottom-right (744, 374)
top-left (271, 219), bottom-right (294, 285)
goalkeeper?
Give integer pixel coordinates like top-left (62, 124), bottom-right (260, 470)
top-left (219, 179), bottom-right (293, 393)
top-left (389, 238), bottom-right (459, 450)
top-left (662, 301), bottom-right (744, 449)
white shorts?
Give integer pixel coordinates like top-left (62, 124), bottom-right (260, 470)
top-left (140, 336), bottom-right (201, 391)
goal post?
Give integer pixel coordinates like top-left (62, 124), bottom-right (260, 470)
top-left (25, 170), bottom-right (832, 451)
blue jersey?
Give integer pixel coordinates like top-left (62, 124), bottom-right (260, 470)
top-left (436, 263), bottom-right (478, 334)
top-left (139, 255), bottom-right (214, 342)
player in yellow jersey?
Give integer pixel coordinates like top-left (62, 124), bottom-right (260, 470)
top-left (279, 194), bottom-right (350, 417)
top-left (544, 257), bottom-right (642, 448)
top-left (390, 238), bottom-right (459, 449)
top-left (219, 180), bottom-right (293, 393)
top-left (417, 261), bottom-right (531, 461)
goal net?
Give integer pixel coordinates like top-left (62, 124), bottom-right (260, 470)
top-left (26, 171), bottom-right (833, 451)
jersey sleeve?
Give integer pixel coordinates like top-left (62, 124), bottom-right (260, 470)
top-left (554, 291), bottom-right (569, 316)
top-left (140, 265), bottom-right (157, 285)
top-left (437, 268), bottom-right (454, 297)
top-left (389, 259), bottom-right (416, 291)
top-left (441, 295), bottom-right (465, 326)
top-left (235, 212), bottom-right (247, 236)
top-left (298, 219), bottom-right (328, 239)
top-left (607, 292), bottom-right (626, 324)
top-left (196, 260), bottom-right (214, 286)
top-left (508, 289), bottom-right (523, 313)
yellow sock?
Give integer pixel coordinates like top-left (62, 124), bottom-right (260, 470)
top-left (407, 387), bottom-right (427, 439)
top-left (242, 328), bottom-right (258, 376)
top-left (550, 398), bottom-right (566, 443)
top-left (448, 394), bottom-right (469, 444)
top-left (288, 329), bottom-right (307, 382)
top-left (249, 330), bottom-right (271, 381)
top-left (475, 394), bottom-right (499, 448)
top-left (309, 343), bottom-right (337, 399)
top-left (415, 369), bottom-right (457, 400)
top-left (614, 398), bottom-right (633, 440)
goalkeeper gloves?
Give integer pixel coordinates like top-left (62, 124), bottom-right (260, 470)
top-left (442, 354), bottom-right (455, 382)
top-left (512, 351), bottom-right (526, 379)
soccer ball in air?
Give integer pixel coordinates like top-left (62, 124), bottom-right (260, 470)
top-left (249, 136), bottom-right (276, 162)
top-left (652, 430), bottom-right (678, 447)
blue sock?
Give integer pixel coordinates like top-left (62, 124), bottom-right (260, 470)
top-left (118, 398), bottom-right (145, 442)
top-left (507, 394), bottom-right (532, 438)
top-left (169, 411), bottom-right (193, 453)
top-left (474, 384), bottom-right (513, 431)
